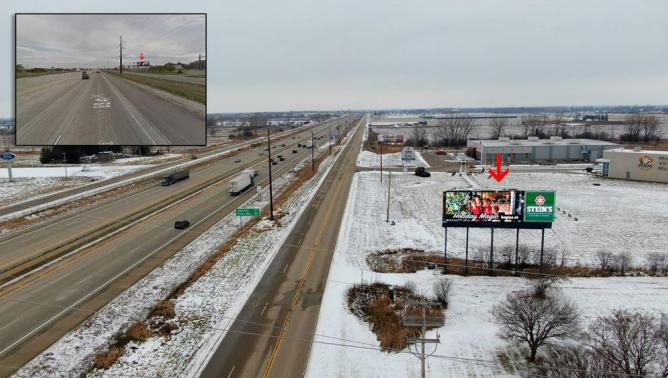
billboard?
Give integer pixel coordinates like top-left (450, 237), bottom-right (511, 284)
top-left (137, 61), bottom-right (150, 66)
top-left (443, 190), bottom-right (555, 229)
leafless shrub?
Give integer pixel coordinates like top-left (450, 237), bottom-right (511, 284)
top-left (596, 250), bottom-right (613, 271)
top-left (150, 300), bottom-right (176, 319)
top-left (404, 280), bottom-right (418, 295)
top-left (531, 276), bottom-right (567, 299)
top-left (646, 252), bottom-right (665, 275)
top-left (473, 246), bottom-right (489, 268)
top-left (491, 291), bottom-right (580, 362)
top-left (532, 344), bottom-right (614, 378)
top-left (614, 251), bottom-right (634, 274)
top-left (532, 247), bottom-right (557, 268)
top-left (433, 278), bottom-right (452, 305)
top-left (585, 310), bottom-right (661, 376)
top-left (94, 347), bottom-right (123, 370)
top-left (127, 321), bottom-right (152, 342)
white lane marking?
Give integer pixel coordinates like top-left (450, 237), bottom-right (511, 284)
top-left (283, 264), bottom-right (288, 273)
top-left (53, 134), bottom-right (62, 145)
top-left (297, 238), bottom-right (302, 245)
top-left (254, 295), bottom-right (263, 309)
top-left (0, 318), bottom-right (19, 332)
top-left (260, 302), bottom-right (268, 316)
top-left (75, 274), bottom-right (92, 286)
top-left (226, 366), bottom-right (235, 378)
top-left (307, 219), bottom-right (312, 225)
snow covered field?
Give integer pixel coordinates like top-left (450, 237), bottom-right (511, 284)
top-left (357, 150), bottom-right (430, 168)
top-left (0, 165), bottom-right (151, 207)
top-left (114, 153), bottom-right (182, 164)
top-left (305, 171), bottom-right (668, 377)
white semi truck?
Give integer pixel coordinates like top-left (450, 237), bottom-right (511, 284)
top-left (228, 170), bottom-right (255, 195)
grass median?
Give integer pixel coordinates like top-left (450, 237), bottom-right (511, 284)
top-left (106, 71), bottom-right (205, 104)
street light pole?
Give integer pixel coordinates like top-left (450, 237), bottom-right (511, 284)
top-left (267, 129), bottom-right (274, 221)
top-left (380, 141), bottom-right (383, 182)
top-left (62, 152), bottom-right (68, 180)
top-left (328, 125), bottom-right (331, 155)
top-left (311, 131), bottom-right (315, 172)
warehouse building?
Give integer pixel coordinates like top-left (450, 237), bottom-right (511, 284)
top-left (467, 137), bottom-right (621, 164)
top-left (596, 148), bottom-right (668, 183)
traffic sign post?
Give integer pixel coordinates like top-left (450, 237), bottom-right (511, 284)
top-left (256, 185), bottom-right (262, 202)
top-left (236, 208), bottom-right (261, 227)
top-left (1, 153), bottom-right (16, 183)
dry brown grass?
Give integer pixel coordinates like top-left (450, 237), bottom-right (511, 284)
top-left (150, 300), bottom-right (176, 319)
top-left (346, 282), bottom-right (444, 351)
top-left (127, 322), bottom-right (152, 342)
top-left (93, 347), bottom-right (123, 370)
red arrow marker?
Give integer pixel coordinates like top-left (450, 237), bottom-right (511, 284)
top-left (139, 53), bottom-right (144, 60)
top-left (488, 154), bottom-right (509, 182)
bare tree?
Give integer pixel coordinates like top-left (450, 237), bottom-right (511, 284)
top-left (531, 276), bottom-right (568, 299)
top-left (646, 252), bottom-right (665, 275)
top-left (623, 113), bottom-right (660, 142)
top-left (596, 250), bottom-right (613, 271)
top-left (585, 310), bottom-right (661, 377)
top-left (490, 117), bottom-right (508, 139)
top-left (551, 113), bottom-right (566, 137)
top-left (432, 278), bottom-right (452, 305)
top-left (410, 126), bottom-right (429, 147)
top-left (615, 251), bottom-right (634, 274)
top-left (436, 114), bottom-right (474, 146)
top-left (491, 290), bottom-right (580, 362)
top-left (641, 114), bottom-right (660, 142)
top-left (532, 344), bottom-right (613, 378)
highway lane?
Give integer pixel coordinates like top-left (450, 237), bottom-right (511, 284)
top-left (0, 116), bottom-right (357, 376)
top-left (16, 71), bottom-right (205, 145)
top-left (0, 118), bottom-right (349, 278)
top-left (198, 115), bottom-right (366, 378)
top-left (124, 71), bottom-right (206, 85)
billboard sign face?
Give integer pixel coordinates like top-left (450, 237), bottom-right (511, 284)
top-left (137, 61), bottom-right (150, 67)
top-left (443, 189), bottom-right (554, 229)
top-left (524, 191), bottom-right (556, 222)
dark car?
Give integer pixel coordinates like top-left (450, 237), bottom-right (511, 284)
top-left (234, 158), bottom-right (241, 163)
top-left (82, 72), bottom-right (89, 80)
top-left (281, 144), bottom-right (286, 147)
top-left (174, 220), bottom-right (190, 229)
top-left (298, 144), bottom-right (302, 147)
top-left (277, 155), bottom-right (283, 158)
top-left (272, 160), bottom-right (278, 165)
top-left (292, 150), bottom-right (297, 154)
top-left (191, 155), bottom-right (198, 159)
top-left (279, 157), bottom-right (285, 161)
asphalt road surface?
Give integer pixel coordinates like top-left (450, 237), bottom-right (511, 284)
top-left (124, 71), bottom-right (206, 85)
top-left (0, 116), bottom-right (357, 377)
top-left (198, 115), bottom-right (366, 378)
top-left (16, 71), bottom-right (205, 145)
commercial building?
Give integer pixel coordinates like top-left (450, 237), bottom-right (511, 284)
top-left (597, 148), bottom-right (668, 183)
top-left (467, 137), bottom-right (621, 164)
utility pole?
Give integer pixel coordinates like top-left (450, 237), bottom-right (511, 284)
top-left (328, 124), bottom-right (331, 155)
top-left (379, 141), bottom-right (383, 182)
top-left (404, 301), bottom-right (444, 378)
top-left (267, 129), bottom-right (274, 221)
top-left (386, 170), bottom-right (391, 222)
top-left (119, 35), bottom-right (125, 74)
top-left (138, 146), bottom-right (142, 163)
top-left (311, 131), bottom-right (315, 172)
top-left (198, 53), bottom-right (201, 70)
top-left (62, 152), bottom-right (68, 180)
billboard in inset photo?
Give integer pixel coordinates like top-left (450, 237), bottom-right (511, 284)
top-left (15, 14), bottom-right (206, 146)
top-left (443, 189), bottom-right (555, 229)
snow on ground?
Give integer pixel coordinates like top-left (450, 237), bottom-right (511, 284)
top-left (357, 150), bottom-right (430, 168)
top-left (14, 123), bottom-right (361, 378)
top-left (113, 153), bottom-right (182, 164)
top-left (0, 165), bottom-right (151, 209)
top-left (305, 171), bottom-right (668, 378)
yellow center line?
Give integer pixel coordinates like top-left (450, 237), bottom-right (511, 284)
top-left (262, 121), bottom-right (359, 378)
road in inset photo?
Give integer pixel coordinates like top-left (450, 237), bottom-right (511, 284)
top-left (16, 14), bottom-right (206, 146)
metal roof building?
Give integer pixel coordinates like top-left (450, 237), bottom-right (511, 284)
top-left (467, 137), bottom-right (621, 164)
top-left (597, 148), bottom-right (668, 183)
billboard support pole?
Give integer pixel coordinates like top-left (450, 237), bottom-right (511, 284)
top-left (489, 228), bottom-right (494, 275)
top-left (465, 227), bottom-right (469, 275)
top-left (443, 227), bottom-right (448, 274)
top-left (515, 228), bottom-right (520, 276)
top-left (540, 228), bottom-right (545, 273)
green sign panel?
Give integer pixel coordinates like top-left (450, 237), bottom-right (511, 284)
top-left (523, 191), bottom-right (556, 222)
top-left (236, 208), bottom-right (260, 217)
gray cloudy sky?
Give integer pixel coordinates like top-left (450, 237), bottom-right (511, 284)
top-left (16, 14), bottom-right (205, 69)
top-left (2, 0), bottom-right (668, 116)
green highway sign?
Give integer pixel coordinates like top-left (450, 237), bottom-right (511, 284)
top-left (236, 208), bottom-right (260, 217)
top-left (524, 191), bottom-right (556, 222)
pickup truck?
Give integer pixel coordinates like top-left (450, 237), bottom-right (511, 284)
top-left (162, 169), bottom-right (189, 186)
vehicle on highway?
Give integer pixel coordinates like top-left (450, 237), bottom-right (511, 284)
top-left (263, 147), bottom-right (269, 151)
top-left (279, 157), bottom-right (285, 161)
top-left (234, 158), bottom-right (241, 163)
top-left (277, 155), bottom-right (283, 158)
top-left (259, 152), bottom-right (265, 156)
top-left (82, 71), bottom-right (89, 80)
top-left (435, 150), bottom-right (447, 155)
top-left (191, 155), bottom-right (198, 159)
top-left (272, 160), bottom-right (278, 165)
top-left (281, 144), bottom-right (286, 147)
top-left (242, 169), bottom-right (259, 177)
top-left (424, 146), bottom-right (430, 150)
top-left (292, 136), bottom-right (295, 139)
top-left (298, 143), bottom-right (302, 147)
top-left (162, 169), bottom-right (189, 186)
top-left (228, 171), bottom-right (255, 195)
top-left (174, 220), bottom-right (190, 230)
top-left (292, 150), bottom-right (297, 153)
top-left (307, 141), bottom-right (313, 149)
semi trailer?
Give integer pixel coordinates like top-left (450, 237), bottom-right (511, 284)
top-left (228, 171), bottom-right (255, 195)
top-left (162, 169), bottom-right (189, 186)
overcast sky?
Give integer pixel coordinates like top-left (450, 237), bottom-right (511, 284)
top-left (16, 14), bottom-right (205, 69)
top-left (2, 0), bottom-right (668, 116)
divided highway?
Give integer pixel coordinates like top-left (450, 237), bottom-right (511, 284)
top-left (0, 116), bottom-right (356, 377)
top-left (16, 71), bottom-right (205, 145)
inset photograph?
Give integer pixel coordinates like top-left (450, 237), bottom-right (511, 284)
top-left (15, 14), bottom-right (206, 146)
